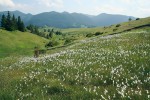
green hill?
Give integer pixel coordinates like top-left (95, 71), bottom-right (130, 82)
top-left (0, 27), bottom-right (150, 99)
top-left (62, 17), bottom-right (150, 35)
top-left (1, 17), bottom-right (149, 58)
top-left (0, 30), bottom-right (48, 58)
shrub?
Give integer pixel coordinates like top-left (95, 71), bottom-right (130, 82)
top-left (95, 32), bottom-right (103, 36)
top-left (48, 29), bottom-right (50, 32)
top-left (113, 29), bottom-right (117, 32)
top-left (116, 24), bottom-right (121, 27)
top-left (44, 29), bottom-right (47, 32)
top-left (39, 49), bottom-right (46, 54)
top-left (136, 18), bottom-right (140, 20)
top-left (55, 31), bottom-right (62, 35)
top-left (86, 33), bottom-right (93, 37)
top-left (64, 38), bottom-right (72, 45)
top-left (45, 40), bottom-right (59, 47)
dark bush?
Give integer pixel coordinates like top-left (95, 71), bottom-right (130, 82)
top-left (39, 49), bottom-right (46, 54)
top-left (45, 40), bottom-right (59, 47)
top-left (116, 24), bottom-right (121, 27)
top-left (113, 29), bottom-right (117, 32)
top-left (48, 29), bottom-right (50, 32)
top-left (136, 18), bottom-right (140, 20)
top-left (64, 38), bottom-right (72, 45)
top-left (95, 32), bottom-right (103, 36)
top-left (86, 33), bottom-right (93, 37)
top-left (55, 31), bottom-right (62, 35)
top-left (44, 29), bottom-right (47, 32)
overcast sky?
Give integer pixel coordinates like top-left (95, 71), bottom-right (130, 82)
top-left (0, 0), bottom-right (150, 18)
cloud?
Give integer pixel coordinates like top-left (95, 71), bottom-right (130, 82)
top-left (91, 5), bottom-right (125, 15)
top-left (92, 0), bottom-right (150, 17)
top-left (0, 0), bottom-right (64, 14)
top-left (133, 7), bottom-right (150, 18)
top-left (0, 0), bottom-right (33, 13)
top-left (0, 0), bottom-right (15, 7)
top-left (38, 0), bottom-right (64, 8)
top-left (74, 0), bottom-right (82, 5)
top-left (119, 0), bottom-right (150, 17)
top-left (0, 0), bottom-right (149, 17)
top-left (120, 0), bottom-right (132, 4)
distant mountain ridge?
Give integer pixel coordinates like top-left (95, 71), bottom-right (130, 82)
top-left (0, 10), bottom-right (136, 28)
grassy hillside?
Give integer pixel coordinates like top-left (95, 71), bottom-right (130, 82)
top-left (0, 16), bottom-right (150, 99)
top-left (0, 27), bottom-right (150, 99)
top-left (38, 17), bottom-right (150, 48)
top-left (0, 29), bottom-right (48, 58)
top-left (62, 17), bottom-right (150, 36)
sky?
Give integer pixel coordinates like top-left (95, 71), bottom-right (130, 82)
top-left (0, 0), bottom-right (150, 18)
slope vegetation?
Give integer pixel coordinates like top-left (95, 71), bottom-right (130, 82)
top-left (0, 30), bottom-right (48, 58)
top-left (0, 28), bottom-right (150, 99)
top-left (62, 17), bottom-right (150, 35)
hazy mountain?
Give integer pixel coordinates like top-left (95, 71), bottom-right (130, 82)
top-left (0, 11), bottom-right (136, 28)
top-left (92, 13), bottom-right (135, 26)
top-left (29, 11), bottom-right (75, 28)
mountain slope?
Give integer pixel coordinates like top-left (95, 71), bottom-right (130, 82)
top-left (0, 30), bottom-right (48, 58)
top-left (0, 11), bottom-right (136, 28)
top-left (92, 13), bottom-right (135, 26)
top-left (28, 12), bottom-right (136, 28)
top-left (62, 17), bottom-right (150, 36)
top-left (29, 11), bottom-right (75, 28)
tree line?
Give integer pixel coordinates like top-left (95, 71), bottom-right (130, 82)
top-left (0, 11), bottom-right (63, 39)
top-left (1, 11), bottom-right (25, 32)
top-left (27, 24), bottom-right (62, 39)
top-left (46, 29), bottom-right (62, 39)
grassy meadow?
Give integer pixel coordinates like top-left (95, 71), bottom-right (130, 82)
top-left (0, 17), bottom-right (150, 99)
top-left (0, 28), bottom-right (150, 99)
top-left (0, 29), bottom-right (48, 58)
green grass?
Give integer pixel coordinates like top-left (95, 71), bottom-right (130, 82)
top-left (61, 17), bottom-right (150, 36)
top-left (0, 28), bottom-right (149, 99)
top-left (0, 29), bottom-right (49, 58)
top-left (0, 17), bottom-right (150, 99)
top-left (38, 17), bottom-right (150, 50)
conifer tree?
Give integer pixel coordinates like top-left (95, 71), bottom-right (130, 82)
top-left (1, 14), bottom-right (6, 28)
top-left (20, 21), bottom-right (25, 32)
top-left (1, 11), bottom-right (25, 31)
top-left (17, 16), bottom-right (21, 31)
top-left (11, 14), bottom-right (17, 30)
top-left (34, 26), bottom-right (39, 34)
top-left (6, 11), bottom-right (12, 31)
top-left (49, 31), bottom-right (53, 38)
top-left (17, 16), bottom-right (25, 32)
